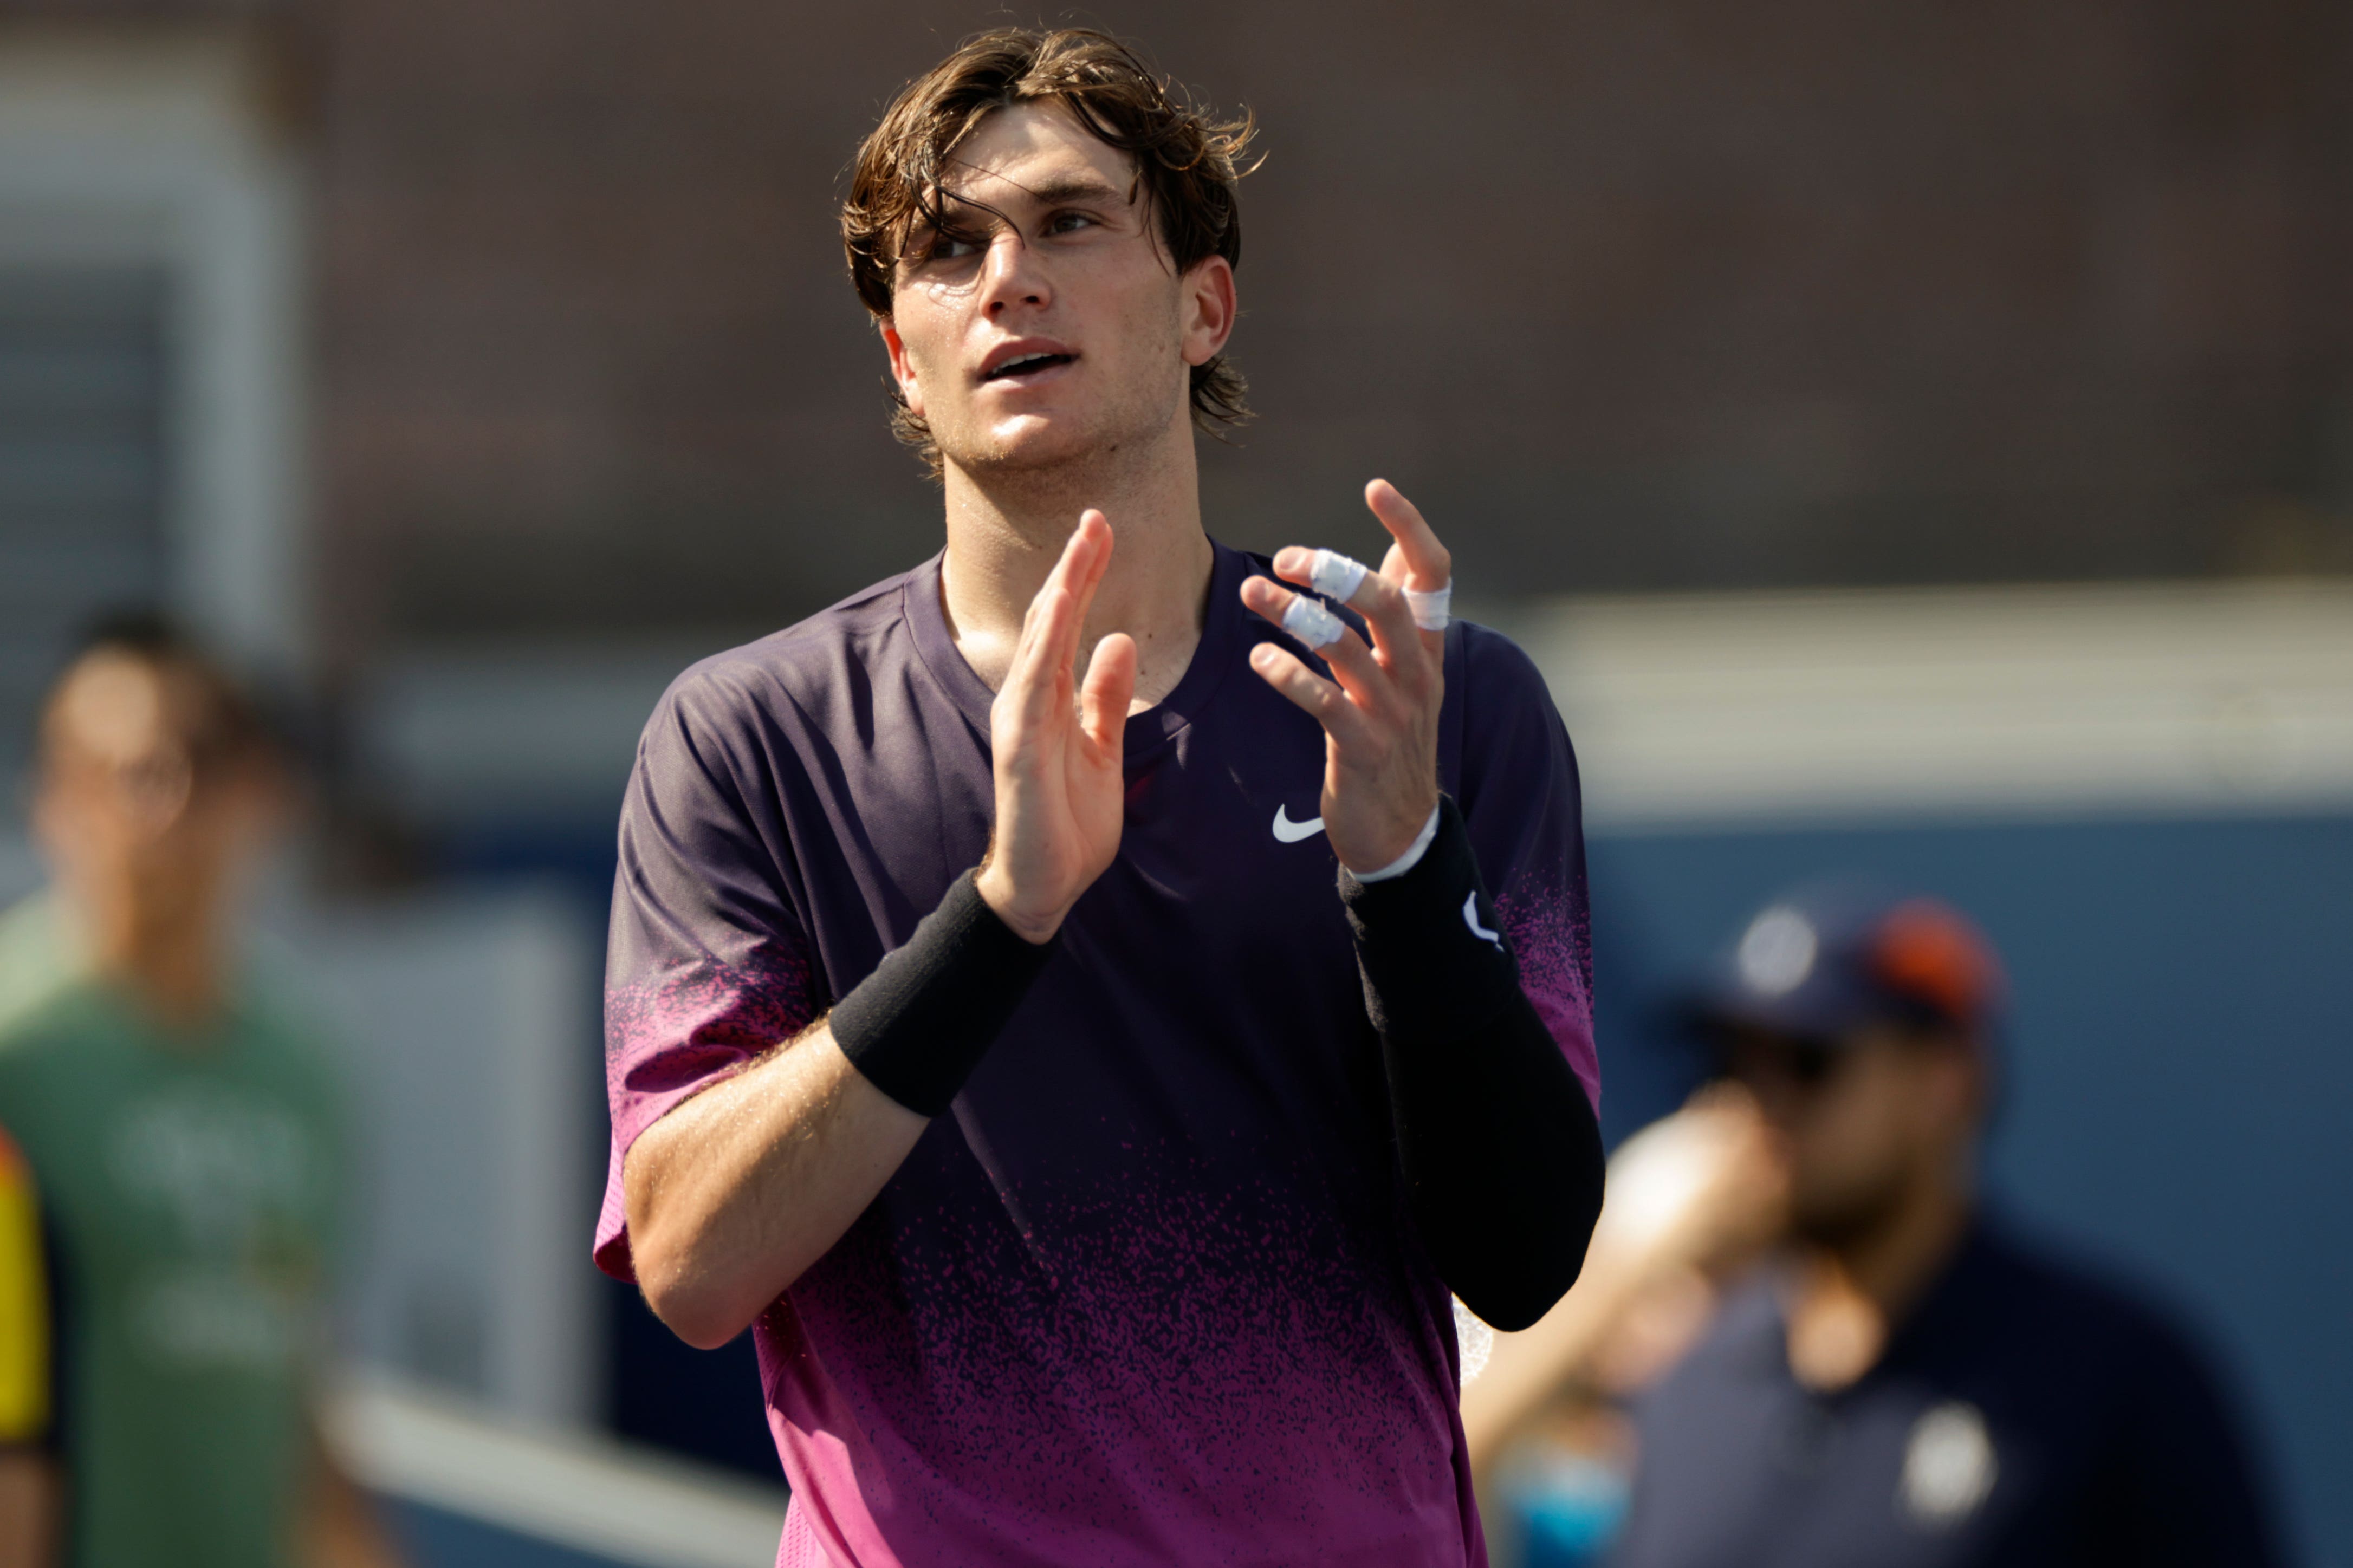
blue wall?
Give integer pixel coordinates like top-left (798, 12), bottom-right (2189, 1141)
top-left (1587, 813), bottom-right (2353, 1568)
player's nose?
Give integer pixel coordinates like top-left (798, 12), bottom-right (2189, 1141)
top-left (980, 230), bottom-right (1050, 316)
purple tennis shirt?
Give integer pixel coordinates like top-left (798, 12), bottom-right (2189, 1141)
top-left (594, 541), bottom-right (1597, 1567)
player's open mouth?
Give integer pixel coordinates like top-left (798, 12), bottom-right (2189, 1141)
top-left (978, 347), bottom-right (1077, 383)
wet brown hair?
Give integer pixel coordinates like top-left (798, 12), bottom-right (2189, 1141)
top-left (841, 28), bottom-right (1257, 476)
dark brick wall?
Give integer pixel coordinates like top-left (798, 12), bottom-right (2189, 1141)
top-left (302, 0), bottom-right (2353, 655)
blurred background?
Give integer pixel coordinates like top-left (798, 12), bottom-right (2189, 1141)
top-left (0, 1), bottom-right (2346, 1563)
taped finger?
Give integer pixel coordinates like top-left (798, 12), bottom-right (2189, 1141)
top-left (1281, 594), bottom-right (1347, 652)
top-left (1403, 580), bottom-right (1453, 633)
top-left (1308, 550), bottom-right (1370, 603)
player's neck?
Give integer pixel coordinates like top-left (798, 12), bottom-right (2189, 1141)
top-left (938, 425), bottom-right (1215, 709)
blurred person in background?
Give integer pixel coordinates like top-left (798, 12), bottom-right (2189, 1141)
top-left (0, 620), bottom-right (401, 1568)
top-left (603, 25), bottom-right (1603, 1567)
top-left (1462, 1088), bottom-right (1788, 1564)
top-left (1466, 888), bottom-right (2283, 1568)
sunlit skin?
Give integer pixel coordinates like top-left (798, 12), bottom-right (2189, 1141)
top-left (624, 99), bottom-right (1463, 1348)
top-left (884, 103), bottom-right (1219, 495)
top-left (884, 100), bottom-right (1227, 714)
top-left (881, 102), bottom-right (1447, 880)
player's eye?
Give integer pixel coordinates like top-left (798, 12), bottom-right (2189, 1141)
top-left (1044, 210), bottom-right (1100, 237)
top-left (928, 229), bottom-right (986, 262)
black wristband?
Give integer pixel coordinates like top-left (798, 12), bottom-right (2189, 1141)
top-left (829, 869), bottom-right (1058, 1117)
top-left (1338, 797), bottom-right (1522, 1041)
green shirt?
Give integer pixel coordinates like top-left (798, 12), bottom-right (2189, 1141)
top-left (0, 975), bottom-right (346, 1568)
top-left (0, 893), bottom-right (81, 1036)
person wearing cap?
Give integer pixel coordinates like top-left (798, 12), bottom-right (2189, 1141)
top-left (1466, 888), bottom-right (2285, 1567)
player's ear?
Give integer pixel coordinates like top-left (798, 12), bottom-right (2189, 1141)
top-left (880, 317), bottom-right (926, 420)
top-left (1179, 256), bottom-right (1236, 368)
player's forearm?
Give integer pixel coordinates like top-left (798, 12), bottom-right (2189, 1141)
top-left (1343, 801), bottom-right (1605, 1332)
top-left (622, 519), bottom-right (1124, 1349)
top-left (625, 1025), bottom-right (928, 1348)
top-left (628, 867), bottom-right (1059, 1346)
top-left (1385, 998), bottom-right (1605, 1331)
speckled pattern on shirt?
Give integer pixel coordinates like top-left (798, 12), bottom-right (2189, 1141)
top-left (594, 542), bottom-right (1597, 1568)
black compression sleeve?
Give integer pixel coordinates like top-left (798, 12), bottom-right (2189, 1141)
top-left (1340, 798), bottom-right (1605, 1332)
top-left (829, 870), bottom-right (1058, 1117)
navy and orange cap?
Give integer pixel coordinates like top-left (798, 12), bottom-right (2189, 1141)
top-left (1689, 885), bottom-right (2007, 1047)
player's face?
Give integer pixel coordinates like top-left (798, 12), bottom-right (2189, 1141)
top-left (1727, 1026), bottom-right (1975, 1246)
top-left (881, 102), bottom-right (1235, 478)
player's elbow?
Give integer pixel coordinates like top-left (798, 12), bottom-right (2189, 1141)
top-left (652, 1295), bottom-right (751, 1355)
top-left (632, 1225), bottom-right (761, 1351)
top-left (1456, 1286), bottom-right (1555, 1337)
top-left (1448, 1216), bottom-right (1596, 1332)
top-left (624, 1160), bottom-right (772, 1350)
top-left (1516, 1121), bottom-right (1611, 1323)
top-left (1433, 1129), bottom-right (1606, 1332)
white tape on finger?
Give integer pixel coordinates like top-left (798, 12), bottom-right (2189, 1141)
top-left (1280, 595), bottom-right (1346, 652)
top-left (1307, 550), bottom-right (1370, 603)
top-left (1403, 580), bottom-right (1452, 633)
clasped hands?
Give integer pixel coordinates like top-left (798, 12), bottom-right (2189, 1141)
top-left (974, 479), bottom-right (1450, 943)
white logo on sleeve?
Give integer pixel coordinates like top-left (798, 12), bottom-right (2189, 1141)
top-left (1463, 892), bottom-right (1504, 951)
top-left (1272, 805), bottom-right (1325, 843)
top-left (1901, 1401), bottom-right (1998, 1527)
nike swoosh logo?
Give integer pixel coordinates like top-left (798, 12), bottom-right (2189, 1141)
top-left (1463, 892), bottom-right (1505, 951)
top-left (1272, 805), bottom-right (1325, 843)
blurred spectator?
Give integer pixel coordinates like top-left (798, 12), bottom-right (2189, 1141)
top-left (0, 620), bottom-right (400, 1568)
top-left (0, 896), bottom-right (79, 1039)
top-left (1467, 887), bottom-right (2283, 1568)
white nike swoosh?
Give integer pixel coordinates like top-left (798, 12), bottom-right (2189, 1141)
top-left (1463, 891), bottom-right (1505, 951)
top-left (1272, 805), bottom-right (1325, 843)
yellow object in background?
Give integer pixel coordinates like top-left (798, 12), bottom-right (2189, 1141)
top-left (0, 1127), bottom-right (50, 1443)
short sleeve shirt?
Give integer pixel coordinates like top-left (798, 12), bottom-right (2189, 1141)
top-left (595, 542), bottom-right (1598, 1568)
top-left (1608, 1220), bottom-right (2283, 1568)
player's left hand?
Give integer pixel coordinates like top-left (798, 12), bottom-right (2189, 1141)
top-left (1240, 478), bottom-right (1448, 875)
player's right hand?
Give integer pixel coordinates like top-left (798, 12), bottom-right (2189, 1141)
top-left (975, 511), bottom-right (1137, 943)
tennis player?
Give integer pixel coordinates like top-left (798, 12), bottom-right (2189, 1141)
top-left (596, 28), bottom-right (1604, 1566)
